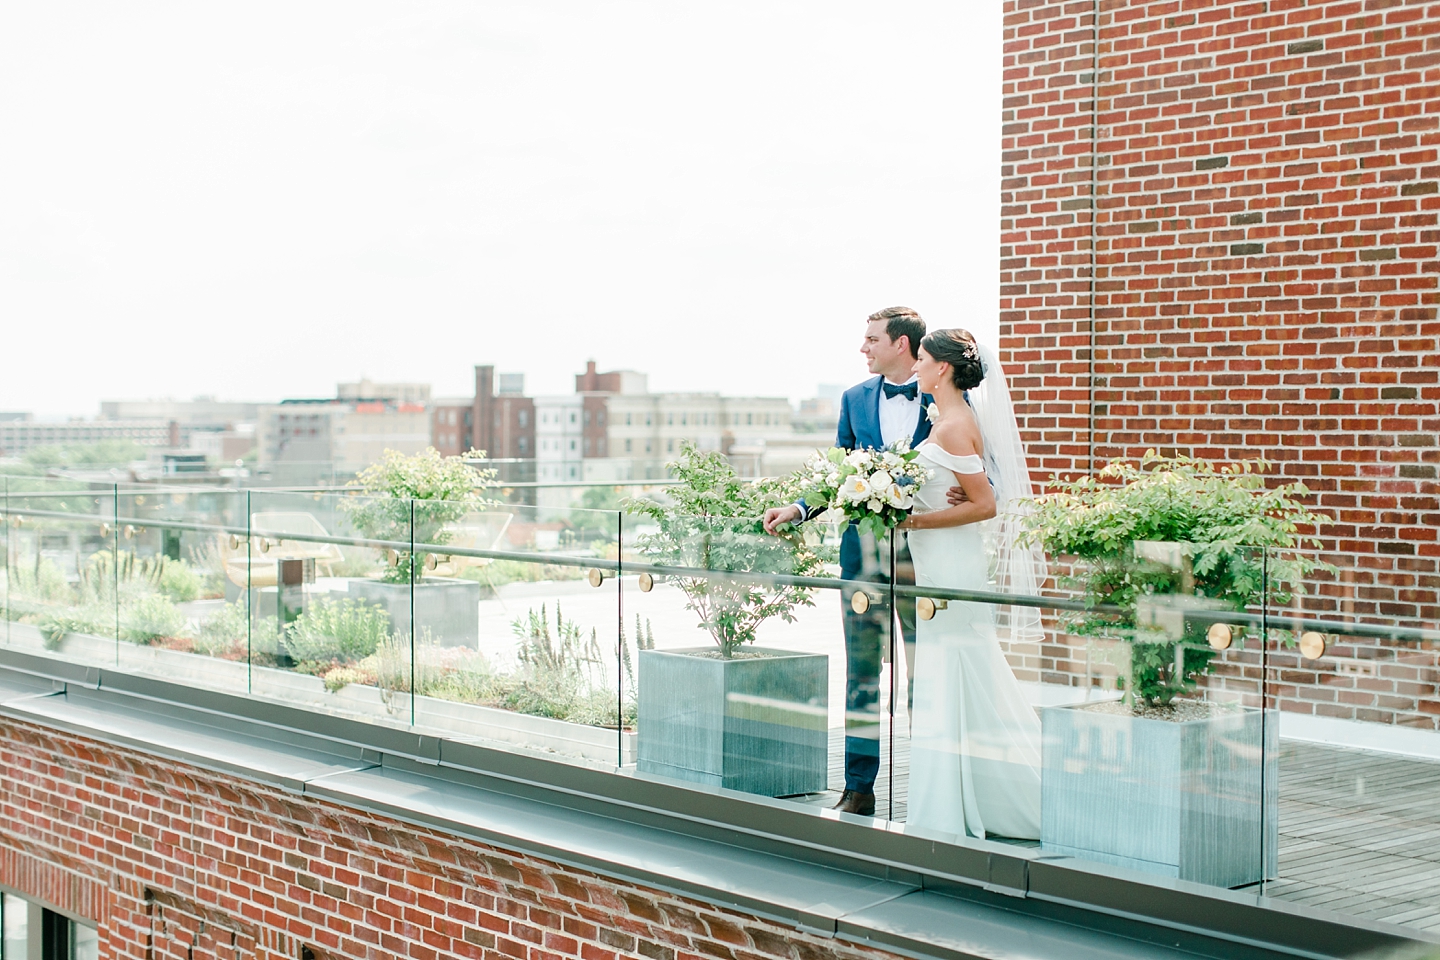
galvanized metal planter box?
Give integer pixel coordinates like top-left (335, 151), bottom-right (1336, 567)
top-left (637, 647), bottom-right (827, 797)
top-left (1041, 702), bottom-right (1279, 888)
top-left (347, 577), bottom-right (481, 647)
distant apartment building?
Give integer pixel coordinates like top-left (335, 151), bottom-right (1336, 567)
top-left (429, 367), bottom-right (535, 461)
top-left (553, 361), bottom-right (796, 479)
top-left (475, 367), bottom-right (534, 460)
top-left (430, 400), bottom-right (474, 458)
top-left (534, 395), bottom-right (584, 483)
top-left (0, 419), bottom-right (170, 458)
top-left (99, 397), bottom-right (262, 459)
top-left (257, 381), bottom-right (431, 475)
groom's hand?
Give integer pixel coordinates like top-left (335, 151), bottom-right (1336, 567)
top-left (763, 504), bottom-right (802, 535)
top-left (946, 484), bottom-right (970, 507)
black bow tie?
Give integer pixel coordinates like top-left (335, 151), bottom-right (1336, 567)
top-left (881, 381), bottom-right (918, 401)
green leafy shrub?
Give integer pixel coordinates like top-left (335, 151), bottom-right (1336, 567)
top-left (1023, 451), bottom-right (1330, 708)
top-left (625, 442), bottom-right (826, 658)
top-left (10, 557), bottom-right (73, 605)
top-left (317, 605), bottom-right (649, 729)
top-left (36, 606), bottom-right (112, 650)
top-left (120, 593), bottom-right (188, 644)
top-left (192, 600), bottom-right (280, 659)
top-left (286, 598), bottom-right (390, 664)
top-left (343, 448), bottom-right (499, 584)
top-left (157, 558), bottom-right (205, 602)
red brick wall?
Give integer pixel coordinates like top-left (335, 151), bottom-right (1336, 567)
top-left (0, 716), bottom-right (906, 960)
top-left (999, 0), bottom-right (1440, 727)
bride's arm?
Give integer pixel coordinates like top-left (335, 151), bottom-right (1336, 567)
top-left (899, 469), bottom-right (995, 530)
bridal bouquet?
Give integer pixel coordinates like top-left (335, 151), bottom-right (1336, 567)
top-left (799, 443), bottom-right (931, 539)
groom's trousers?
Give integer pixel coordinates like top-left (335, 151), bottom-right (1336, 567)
top-left (839, 527), bottom-right (917, 796)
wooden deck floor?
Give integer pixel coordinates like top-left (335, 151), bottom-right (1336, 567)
top-left (788, 729), bottom-right (1440, 932)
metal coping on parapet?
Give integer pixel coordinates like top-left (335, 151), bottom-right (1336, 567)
top-left (0, 649), bottom-right (1425, 960)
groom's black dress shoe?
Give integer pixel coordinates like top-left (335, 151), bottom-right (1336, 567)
top-left (831, 790), bottom-right (876, 816)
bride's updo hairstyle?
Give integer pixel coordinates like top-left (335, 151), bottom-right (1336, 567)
top-left (920, 328), bottom-right (985, 391)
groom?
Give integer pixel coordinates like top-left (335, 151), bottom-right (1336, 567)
top-left (763, 306), bottom-right (933, 816)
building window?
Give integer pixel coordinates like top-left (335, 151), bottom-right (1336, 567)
top-left (645, 439), bottom-right (652, 453)
top-left (518, 410), bottom-right (528, 427)
top-left (667, 439), bottom-right (674, 453)
top-left (625, 438), bottom-right (632, 452)
top-left (747, 413), bottom-right (753, 425)
top-left (645, 413), bottom-right (652, 426)
top-left (585, 438), bottom-right (592, 455)
top-left (518, 437), bottom-right (528, 453)
top-left (570, 440), bottom-right (577, 452)
top-left (626, 413), bottom-right (632, 425)
top-left (667, 413), bottom-right (674, 426)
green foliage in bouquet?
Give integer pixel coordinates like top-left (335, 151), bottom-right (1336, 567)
top-left (625, 442), bottom-right (827, 658)
top-left (797, 445), bottom-right (927, 540)
top-left (343, 447), bottom-right (499, 585)
top-left (1023, 451), bottom-right (1330, 708)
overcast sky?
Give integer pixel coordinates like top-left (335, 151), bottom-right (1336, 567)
top-left (0, 2), bottom-right (1001, 417)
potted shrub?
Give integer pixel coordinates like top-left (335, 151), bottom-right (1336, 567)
top-left (342, 448), bottom-right (497, 646)
top-left (1023, 452), bottom-right (1328, 887)
top-left (625, 443), bottom-right (831, 797)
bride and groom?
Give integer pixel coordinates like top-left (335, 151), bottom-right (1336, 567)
top-left (762, 306), bottom-right (1047, 840)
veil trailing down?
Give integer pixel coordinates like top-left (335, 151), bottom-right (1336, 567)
top-left (969, 343), bottom-right (1049, 642)
top-left (904, 340), bottom-right (1046, 841)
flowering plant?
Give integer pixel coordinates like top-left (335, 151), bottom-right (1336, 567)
top-left (799, 443), bottom-right (931, 540)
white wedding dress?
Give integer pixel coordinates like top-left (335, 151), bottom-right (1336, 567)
top-left (904, 440), bottom-right (1043, 840)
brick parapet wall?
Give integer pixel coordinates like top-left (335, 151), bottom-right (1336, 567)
top-left (0, 717), bottom-right (908, 960)
top-left (999, 0), bottom-right (1440, 728)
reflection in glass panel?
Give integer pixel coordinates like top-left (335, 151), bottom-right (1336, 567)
top-left (73, 922), bottom-right (99, 960)
top-left (2, 892), bottom-right (28, 960)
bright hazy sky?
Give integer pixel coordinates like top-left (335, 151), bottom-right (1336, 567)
top-left (0, 3), bottom-right (1001, 417)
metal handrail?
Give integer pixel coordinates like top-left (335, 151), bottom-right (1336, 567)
top-left (3, 500), bottom-right (1436, 646)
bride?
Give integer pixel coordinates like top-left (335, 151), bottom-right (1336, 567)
top-left (897, 328), bottom-right (1047, 841)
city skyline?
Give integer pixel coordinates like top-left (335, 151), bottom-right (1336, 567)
top-left (0, 2), bottom-right (1000, 418)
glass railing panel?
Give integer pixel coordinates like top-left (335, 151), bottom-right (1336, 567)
top-left (102, 486), bottom-right (251, 692)
top-left (241, 488), bottom-right (409, 721)
top-left (409, 500), bottom-right (623, 766)
top-left (623, 504), bottom-right (841, 805)
top-left (1, 477), bottom-right (119, 666)
top-left (896, 540), bottom-right (1274, 887)
top-left (1259, 545), bottom-right (1440, 930)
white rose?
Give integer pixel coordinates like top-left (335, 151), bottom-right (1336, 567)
top-left (844, 450), bottom-right (870, 467)
top-left (866, 498), bottom-right (883, 513)
top-left (867, 470), bottom-right (894, 496)
top-left (840, 475), bottom-right (870, 503)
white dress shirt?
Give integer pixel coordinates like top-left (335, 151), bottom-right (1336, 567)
top-left (878, 374), bottom-right (922, 448)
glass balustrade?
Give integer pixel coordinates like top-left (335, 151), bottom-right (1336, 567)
top-left (1258, 545), bottom-right (1440, 929)
top-left (5, 467), bottom-right (1438, 934)
top-left (2, 476), bottom-right (120, 666)
top-left (409, 499), bottom-right (623, 765)
top-left (622, 507), bottom-right (845, 805)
